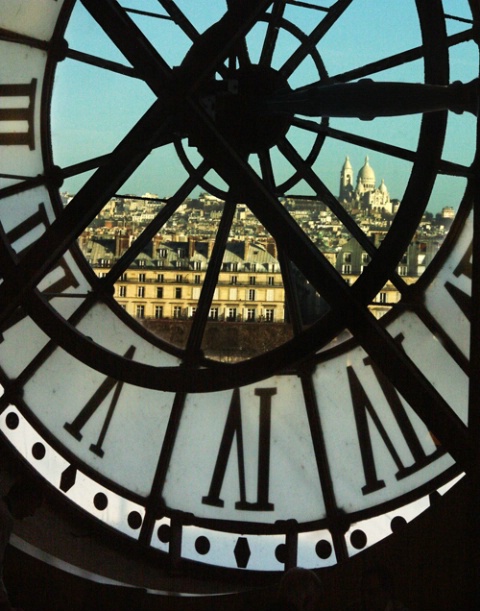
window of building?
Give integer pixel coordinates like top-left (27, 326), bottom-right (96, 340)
top-left (173, 306), bottom-right (182, 318)
top-left (227, 308), bottom-right (237, 321)
top-left (137, 286), bottom-right (145, 298)
top-left (176, 274), bottom-right (183, 283)
top-left (249, 276), bottom-right (256, 285)
top-left (138, 259), bottom-right (146, 267)
top-left (248, 289), bottom-right (256, 301)
top-left (379, 292), bottom-right (387, 303)
top-left (193, 261), bottom-right (201, 270)
top-left (121, 273), bottom-right (128, 281)
top-left (362, 252), bottom-right (370, 264)
top-left (398, 265), bottom-right (408, 276)
top-left (342, 264), bottom-right (351, 274)
top-left (157, 273), bottom-right (164, 283)
top-left (265, 308), bottom-right (274, 322)
top-left (247, 308), bottom-right (256, 321)
top-left (194, 274), bottom-right (201, 284)
top-left (136, 305), bottom-right (145, 319)
top-left (231, 276), bottom-right (238, 285)
top-left (159, 248), bottom-right (167, 258)
top-left (98, 272), bottom-right (107, 278)
top-left (119, 285), bottom-right (126, 297)
top-left (156, 286), bottom-right (163, 298)
top-left (268, 276), bottom-right (275, 286)
top-left (139, 273), bottom-right (146, 282)
top-left (175, 287), bottom-right (182, 299)
top-left (155, 305), bottom-right (163, 319)
top-left (209, 307), bottom-right (219, 320)
top-left (343, 252), bottom-right (352, 263)
top-left (190, 307), bottom-right (197, 318)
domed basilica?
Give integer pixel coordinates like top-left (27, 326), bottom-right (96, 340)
top-left (339, 156), bottom-right (397, 216)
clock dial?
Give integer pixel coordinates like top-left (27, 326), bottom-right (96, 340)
top-left (0, 0), bottom-right (478, 574)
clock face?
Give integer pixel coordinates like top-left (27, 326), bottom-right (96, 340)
top-left (0, 0), bottom-right (478, 574)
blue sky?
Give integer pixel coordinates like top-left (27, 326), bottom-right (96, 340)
top-left (51, 0), bottom-right (479, 213)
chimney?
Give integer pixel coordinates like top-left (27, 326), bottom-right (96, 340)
top-left (115, 233), bottom-right (129, 257)
top-left (244, 239), bottom-right (250, 260)
top-left (266, 239), bottom-right (278, 259)
top-left (207, 239), bottom-right (214, 260)
top-left (188, 236), bottom-right (196, 258)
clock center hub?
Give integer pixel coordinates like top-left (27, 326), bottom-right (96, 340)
top-left (190, 64), bottom-right (292, 155)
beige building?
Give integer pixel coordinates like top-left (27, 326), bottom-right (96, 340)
top-left (81, 234), bottom-right (286, 324)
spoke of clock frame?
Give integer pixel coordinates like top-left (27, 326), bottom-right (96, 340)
top-left (155, 0), bottom-right (200, 41)
top-left (79, 0), bottom-right (173, 97)
top-left (0, 27), bottom-right (49, 51)
top-left (0, 151), bottom-right (137, 201)
top-left (0, 175), bottom-right (47, 200)
top-left (187, 100), bottom-right (476, 471)
top-left (325, 29), bottom-right (476, 85)
top-left (300, 375), bottom-right (349, 563)
top-left (277, 248), bottom-right (304, 335)
top-left (184, 199), bottom-right (236, 362)
top-left (279, 0), bottom-right (354, 80)
top-left (101, 161), bottom-right (210, 287)
top-left (65, 48), bottom-right (138, 79)
top-left (2, 291), bottom-right (101, 392)
top-left (274, 136), bottom-right (413, 292)
top-left (0, 99), bottom-right (175, 328)
top-left (296, 119), bottom-right (471, 178)
top-left (139, 391), bottom-right (187, 547)
top-left (259, 0), bottom-right (287, 68)
top-left (286, 0), bottom-right (329, 12)
top-left (408, 300), bottom-right (470, 377)
top-left (258, 148), bottom-right (307, 334)
top-left (258, 149), bottom-right (276, 192)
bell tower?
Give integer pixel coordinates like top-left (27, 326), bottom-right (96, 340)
top-left (339, 155), bottom-right (354, 201)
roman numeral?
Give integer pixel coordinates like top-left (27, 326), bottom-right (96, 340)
top-left (64, 346), bottom-right (136, 457)
top-left (0, 79), bottom-right (37, 149)
top-left (0, 204), bottom-right (80, 335)
top-left (202, 387), bottom-right (276, 511)
top-left (347, 350), bottom-right (443, 495)
top-left (444, 240), bottom-right (472, 320)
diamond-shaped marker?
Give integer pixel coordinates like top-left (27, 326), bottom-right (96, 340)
top-left (59, 465), bottom-right (77, 492)
top-left (234, 537), bottom-right (251, 569)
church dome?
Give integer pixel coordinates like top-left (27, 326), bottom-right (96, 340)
top-left (379, 178), bottom-right (388, 193)
top-left (357, 156), bottom-right (375, 189)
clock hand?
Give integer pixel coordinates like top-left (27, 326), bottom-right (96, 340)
top-left (261, 78), bottom-right (479, 118)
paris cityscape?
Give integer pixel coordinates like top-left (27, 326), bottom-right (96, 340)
top-left (70, 155), bottom-right (456, 360)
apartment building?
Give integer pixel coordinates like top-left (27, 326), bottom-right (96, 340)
top-left (81, 234), bottom-right (286, 323)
